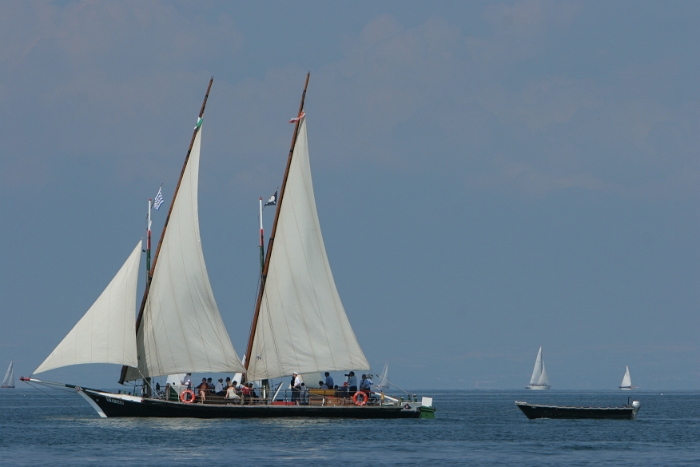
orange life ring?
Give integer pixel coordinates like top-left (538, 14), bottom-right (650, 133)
top-left (180, 389), bottom-right (195, 404)
top-left (352, 391), bottom-right (368, 406)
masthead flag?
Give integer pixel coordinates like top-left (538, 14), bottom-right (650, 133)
top-left (153, 186), bottom-right (164, 211)
top-left (289, 111), bottom-right (305, 123)
top-left (264, 190), bottom-right (277, 207)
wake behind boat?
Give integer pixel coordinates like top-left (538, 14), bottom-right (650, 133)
top-left (526, 346), bottom-right (551, 390)
top-left (22, 75), bottom-right (434, 420)
top-left (515, 400), bottom-right (641, 420)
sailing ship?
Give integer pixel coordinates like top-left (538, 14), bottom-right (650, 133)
top-left (1, 361), bottom-right (14, 388)
top-left (525, 346), bottom-right (551, 390)
top-left (619, 365), bottom-right (634, 390)
top-left (21, 75), bottom-right (434, 419)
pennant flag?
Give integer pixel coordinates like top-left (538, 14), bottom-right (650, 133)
top-left (153, 186), bottom-right (164, 210)
top-left (288, 111), bottom-right (305, 123)
top-left (194, 116), bottom-right (203, 130)
top-left (264, 190), bottom-right (278, 207)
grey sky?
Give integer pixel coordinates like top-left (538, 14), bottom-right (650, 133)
top-left (1, 1), bottom-right (698, 390)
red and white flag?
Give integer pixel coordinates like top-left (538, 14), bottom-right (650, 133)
top-left (289, 111), bottom-right (305, 123)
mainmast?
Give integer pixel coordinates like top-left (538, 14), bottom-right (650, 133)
top-left (119, 77), bottom-right (214, 384)
top-left (244, 72), bottom-right (310, 374)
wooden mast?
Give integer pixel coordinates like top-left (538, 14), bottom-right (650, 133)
top-left (244, 72), bottom-right (310, 374)
top-left (119, 78), bottom-right (214, 384)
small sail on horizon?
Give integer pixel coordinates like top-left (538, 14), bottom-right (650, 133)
top-left (526, 346), bottom-right (551, 390)
top-left (123, 123), bottom-right (244, 382)
top-left (246, 117), bottom-right (370, 382)
top-left (33, 241), bottom-right (143, 375)
top-left (1, 361), bottom-right (14, 388)
top-left (620, 365), bottom-right (633, 390)
top-left (375, 362), bottom-right (389, 390)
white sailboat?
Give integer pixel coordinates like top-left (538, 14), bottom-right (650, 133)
top-left (374, 362), bottom-right (390, 391)
top-left (21, 76), bottom-right (433, 419)
top-left (619, 365), bottom-right (634, 390)
top-left (1, 361), bottom-right (14, 388)
top-left (526, 346), bottom-right (551, 390)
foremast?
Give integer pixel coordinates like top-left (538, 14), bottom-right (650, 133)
top-left (119, 78), bottom-right (214, 384)
top-left (244, 73), bottom-right (310, 377)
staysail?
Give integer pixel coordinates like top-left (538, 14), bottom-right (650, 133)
top-left (246, 116), bottom-right (370, 382)
top-left (529, 347), bottom-right (543, 385)
top-left (1, 361), bottom-right (14, 388)
top-left (123, 123), bottom-right (244, 381)
top-left (33, 241), bottom-right (142, 374)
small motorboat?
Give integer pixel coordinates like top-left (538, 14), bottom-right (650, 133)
top-left (515, 399), bottom-right (641, 420)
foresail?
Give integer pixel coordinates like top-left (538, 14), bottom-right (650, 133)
top-left (33, 242), bottom-right (142, 374)
top-left (124, 125), bottom-right (244, 381)
top-left (538, 361), bottom-right (550, 386)
top-left (529, 347), bottom-right (543, 385)
top-left (246, 117), bottom-right (369, 382)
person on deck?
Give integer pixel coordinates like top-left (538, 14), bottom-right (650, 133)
top-left (182, 373), bottom-right (192, 389)
top-left (346, 371), bottom-right (358, 395)
top-left (206, 377), bottom-right (214, 392)
top-left (319, 381), bottom-right (328, 389)
top-left (225, 382), bottom-right (240, 402)
top-left (197, 378), bottom-right (208, 403)
top-left (215, 378), bottom-right (225, 396)
top-left (324, 372), bottom-right (334, 389)
top-left (291, 372), bottom-right (302, 404)
top-left (360, 374), bottom-right (372, 394)
top-left (300, 383), bottom-right (308, 405)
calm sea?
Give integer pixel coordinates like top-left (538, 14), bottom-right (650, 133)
top-left (1, 388), bottom-right (699, 466)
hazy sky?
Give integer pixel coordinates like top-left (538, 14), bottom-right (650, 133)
top-left (1, 1), bottom-right (698, 390)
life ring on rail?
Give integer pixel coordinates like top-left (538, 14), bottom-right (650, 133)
top-left (352, 391), bottom-right (368, 406)
top-left (180, 389), bottom-right (195, 403)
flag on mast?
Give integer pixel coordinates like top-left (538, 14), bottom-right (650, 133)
top-left (264, 190), bottom-right (277, 208)
top-left (153, 186), bottom-right (164, 210)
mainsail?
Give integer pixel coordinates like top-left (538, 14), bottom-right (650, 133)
top-left (33, 241), bottom-right (142, 374)
top-left (246, 117), bottom-right (370, 382)
top-left (621, 366), bottom-right (632, 387)
top-left (1, 361), bottom-right (14, 388)
top-left (529, 347), bottom-right (543, 385)
top-left (123, 123), bottom-right (244, 381)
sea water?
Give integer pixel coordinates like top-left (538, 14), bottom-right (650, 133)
top-left (1, 388), bottom-right (699, 466)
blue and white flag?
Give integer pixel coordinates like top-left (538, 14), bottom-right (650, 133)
top-left (153, 186), bottom-right (164, 211)
top-left (264, 190), bottom-right (277, 207)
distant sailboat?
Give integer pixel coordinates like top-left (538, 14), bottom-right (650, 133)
top-left (1, 361), bottom-right (14, 388)
top-left (619, 366), bottom-right (634, 390)
top-left (526, 347), bottom-right (551, 390)
top-left (374, 362), bottom-right (389, 391)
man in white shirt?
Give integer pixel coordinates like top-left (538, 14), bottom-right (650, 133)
top-left (291, 372), bottom-right (302, 404)
top-left (214, 378), bottom-right (225, 396)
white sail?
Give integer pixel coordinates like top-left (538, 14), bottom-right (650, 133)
top-left (620, 366), bottom-right (632, 388)
top-left (1, 361), bottom-right (14, 388)
top-left (529, 347), bottom-right (543, 385)
top-left (246, 117), bottom-right (370, 382)
top-left (538, 361), bottom-right (550, 386)
top-left (124, 124), bottom-right (244, 381)
top-left (34, 241), bottom-right (142, 374)
top-left (376, 362), bottom-right (389, 390)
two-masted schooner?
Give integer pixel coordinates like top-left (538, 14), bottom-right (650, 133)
top-left (22, 75), bottom-right (434, 419)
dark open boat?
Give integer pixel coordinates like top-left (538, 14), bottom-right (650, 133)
top-left (515, 400), bottom-right (641, 420)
